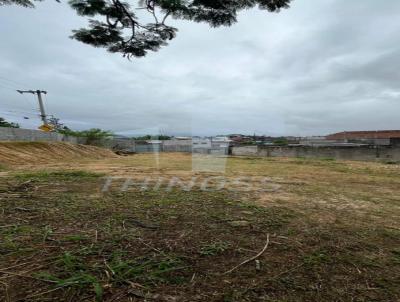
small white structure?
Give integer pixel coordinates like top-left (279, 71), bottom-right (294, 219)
top-left (192, 137), bottom-right (212, 149)
top-left (211, 136), bottom-right (232, 148)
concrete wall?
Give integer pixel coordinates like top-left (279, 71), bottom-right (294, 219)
top-left (163, 140), bottom-right (192, 153)
top-left (231, 146), bottom-right (258, 156)
top-left (135, 143), bottom-right (162, 153)
top-left (232, 145), bottom-right (400, 162)
top-left (0, 127), bottom-right (81, 144)
top-left (90, 138), bottom-right (135, 152)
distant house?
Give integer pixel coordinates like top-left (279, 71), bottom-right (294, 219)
top-left (192, 138), bottom-right (212, 149)
top-left (326, 130), bottom-right (400, 146)
top-left (211, 136), bottom-right (232, 148)
top-left (327, 130), bottom-right (400, 140)
top-left (229, 134), bottom-right (253, 144)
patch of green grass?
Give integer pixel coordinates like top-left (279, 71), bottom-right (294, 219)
top-left (238, 202), bottom-right (267, 212)
top-left (36, 271), bottom-right (103, 301)
top-left (58, 251), bottom-right (86, 271)
top-left (34, 250), bottom-right (188, 301)
top-left (14, 170), bottom-right (104, 181)
top-left (291, 157), bottom-right (349, 171)
top-left (63, 234), bottom-right (89, 242)
top-left (42, 225), bottom-right (54, 242)
top-left (320, 157), bottom-right (336, 161)
top-left (200, 241), bottom-right (230, 256)
top-left (383, 161), bottom-right (399, 165)
top-left (303, 250), bottom-right (332, 266)
top-left (36, 252), bottom-right (103, 300)
top-left (391, 249), bottom-right (400, 264)
top-left (107, 253), bottom-right (187, 285)
top-left (0, 225), bottom-right (35, 253)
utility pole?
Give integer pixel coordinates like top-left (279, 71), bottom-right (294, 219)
top-left (17, 90), bottom-right (48, 125)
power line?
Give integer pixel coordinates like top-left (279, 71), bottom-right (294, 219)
top-left (0, 82), bottom-right (17, 91)
top-left (0, 75), bottom-right (29, 88)
top-left (2, 109), bottom-right (37, 116)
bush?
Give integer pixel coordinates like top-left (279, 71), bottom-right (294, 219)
top-left (273, 138), bottom-right (288, 145)
top-left (59, 128), bottom-right (113, 144)
top-left (0, 117), bottom-right (19, 128)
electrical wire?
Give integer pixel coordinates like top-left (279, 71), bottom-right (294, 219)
top-left (0, 76), bottom-right (41, 119)
top-left (0, 82), bottom-right (17, 92)
top-left (0, 75), bottom-right (29, 88)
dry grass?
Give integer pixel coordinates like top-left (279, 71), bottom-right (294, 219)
top-left (0, 142), bottom-right (116, 165)
top-left (1, 151), bottom-right (400, 301)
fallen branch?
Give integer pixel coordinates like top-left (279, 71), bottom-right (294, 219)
top-left (0, 269), bottom-right (57, 283)
top-left (24, 286), bottom-right (63, 299)
top-left (0, 225), bottom-right (18, 229)
top-left (223, 234), bottom-right (270, 275)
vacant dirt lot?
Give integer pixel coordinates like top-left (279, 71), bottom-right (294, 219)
top-left (1, 145), bottom-right (400, 301)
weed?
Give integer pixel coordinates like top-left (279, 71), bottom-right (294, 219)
top-left (200, 241), bottom-right (230, 256)
top-left (303, 250), bottom-right (332, 266)
top-left (320, 157), bottom-right (336, 161)
top-left (63, 234), bottom-right (89, 242)
top-left (37, 271), bottom-right (103, 301)
top-left (59, 252), bottom-right (86, 271)
top-left (15, 170), bottom-right (104, 181)
top-left (107, 254), bottom-right (186, 285)
top-left (42, 225), bottom-right (53, 242)
top-left (391, 249), bottom-right (400, 264)
top-left (384, 161), bottom-right (399, 165)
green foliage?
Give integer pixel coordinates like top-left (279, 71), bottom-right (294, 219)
top-left (0, 117), bottom-right (19, 128)
top-left (48, 116), bottom-right (70, 132)
top-left (4, 0), bottom-right (291, 58)
top-left (67, 0), bottom-right (292, 58)
top-left (42, 225), bottom-right (54, 242)
top-left (107, 253), bottom-right (185, 285)
top-left (35, 252), bottom-right (103, 301)
top-left (57, 128), bottom-right (80, 136)
top-left (391, 249), bottom-right (400, 264)
top-left (15, 170), bottom-right (103, 181)
top-left (77, 128), bottom-right (113, 143)
top-left (303, 250), bottom-right (332, 266)
top-left (200, 241), bottom-right (230, 256)
top-left (273, 138), bottom-right (288, 145)
top-left (134, 135), bottom-right (171, 140)
top-left (33, 251), bottom-right (184, 301)
top-left (37, 271), bottom-right (103, 301)
top-left (0, 0), bottom-right (38, 8)
top-left (384, 161), bottom-right (399, 165)
top-left (59, 128), bottom-right (113, 143)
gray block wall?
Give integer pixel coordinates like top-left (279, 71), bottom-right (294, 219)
top-left (0, 127), bottom-right (80, 144)
top-left (232, 145), bottom-right (400, 162)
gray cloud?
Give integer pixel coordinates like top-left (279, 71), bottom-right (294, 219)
top-left (0, 0), bottom-right (399, 136)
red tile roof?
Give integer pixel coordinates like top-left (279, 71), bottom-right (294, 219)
top-left (326, 130), bottom-right (400, 140)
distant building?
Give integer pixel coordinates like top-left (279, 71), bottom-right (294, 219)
top-left (327, 130), bottom-right (400, 140)
top-left (192, 138), bottom-right (212, 149)
top-left (326, 130), bottom-right (400, 146)
top-left (211, 136), bottom-right (232, 148)
top-left (228, 134), bottom-right (255, 144)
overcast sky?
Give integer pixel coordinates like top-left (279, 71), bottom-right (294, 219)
top-left (0, 0), bottom-right (399, 136)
